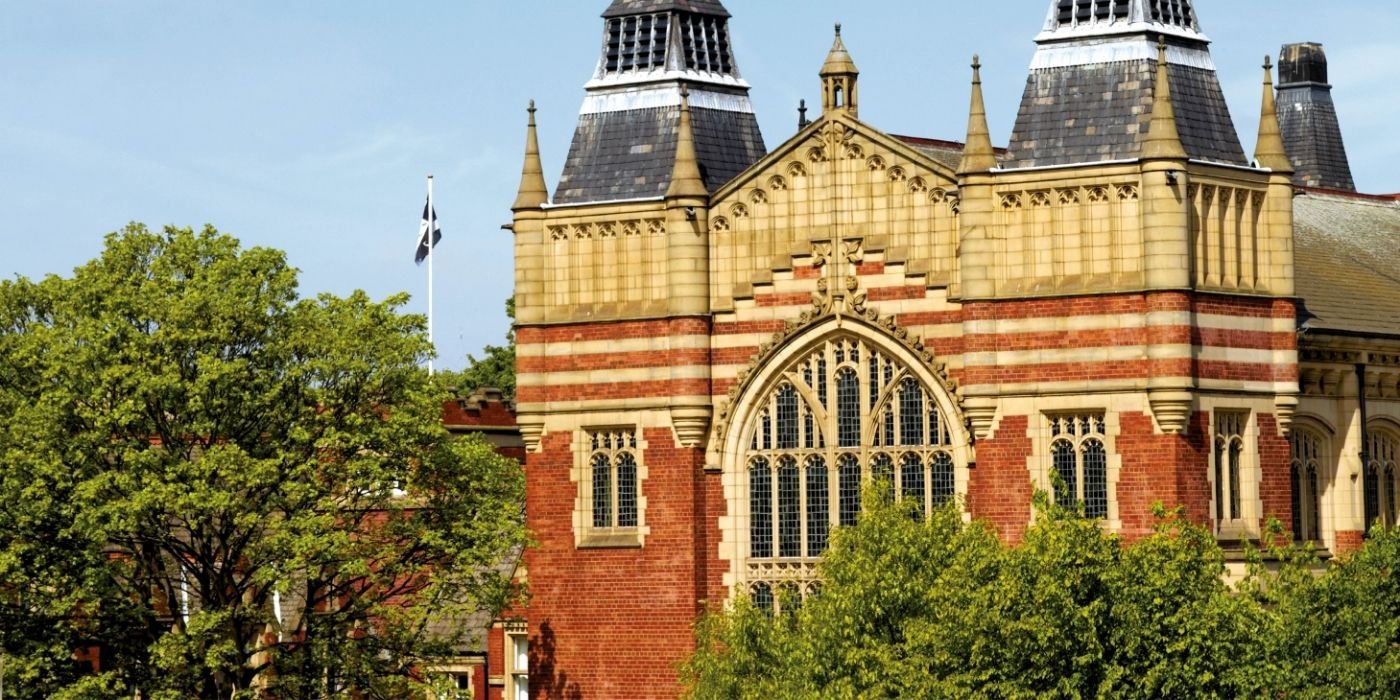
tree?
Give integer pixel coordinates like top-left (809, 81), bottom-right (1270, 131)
top-left (683, 494), bottom-right (1265, 699)
top-left (0, 225), bottom-right (526, 699)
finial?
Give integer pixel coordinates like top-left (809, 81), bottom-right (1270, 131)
top-left (798, 99), bottom-right (809, 129)
top-left (1263, 55), bottom-right (1273, 72)
top-left (680, 84), bottom-right (691, 103)
top-left (835, 22), bottom-right (841, 37)
top-left (958, 54), bottom-right (996, 175)
top-left (512, 99), bottom-right (549, 211)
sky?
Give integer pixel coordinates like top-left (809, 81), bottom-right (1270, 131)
top-left (4, 1), bottom-right (1398, 370)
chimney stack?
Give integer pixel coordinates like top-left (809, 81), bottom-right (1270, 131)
top-left (1276, 43), bottom-right (1356, 191)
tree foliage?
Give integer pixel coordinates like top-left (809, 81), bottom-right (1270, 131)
top-left (684, 492), bottom-right (1400, 699)
top-left (0, 225), bottom-right (526, 698)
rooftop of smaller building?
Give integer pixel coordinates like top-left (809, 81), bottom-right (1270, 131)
top-left (1294, 189), bottom-right (1400, 338)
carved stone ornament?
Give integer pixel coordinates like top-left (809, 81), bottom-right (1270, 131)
top-left (1148, 389), bottom-right (1194, 435)
top-left (1274, 394), bottom-right (1299, 436)
top-left (519, 419), bottom-right (545, 453)
top-left (670, 405), bottom-right (712, 448)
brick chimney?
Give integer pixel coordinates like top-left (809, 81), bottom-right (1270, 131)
top-left (1277, 43), bottom-right (1356, 191)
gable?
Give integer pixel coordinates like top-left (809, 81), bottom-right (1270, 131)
top-left (708, 115), bottom-right (962, 312)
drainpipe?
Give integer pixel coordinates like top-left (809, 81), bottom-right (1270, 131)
top-left (1358, 362), bottom-right (1370, 531)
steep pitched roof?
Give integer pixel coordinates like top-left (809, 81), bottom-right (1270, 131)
top-left (1294, 191), bottom-right (1400, 337)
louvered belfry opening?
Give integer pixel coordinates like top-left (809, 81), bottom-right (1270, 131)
top-left (603, 13), bottom-right (670, 74)
top-left (678, 12), bottom-right (732, 74)
top-left (1055, 0), bottom-right (1131, 26)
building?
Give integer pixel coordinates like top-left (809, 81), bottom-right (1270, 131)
top-left (507, 1), bottom-right (1400, 696)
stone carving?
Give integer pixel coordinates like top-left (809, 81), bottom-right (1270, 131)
top-left (769, 175), bottom-right (788, 191)
top-left (866, 155), bottom-right (887, 171)
top-left (1030, 190), bottom-right (1051, 207)
top-left (787, 161), bottom-right (807, 178)
top-left (908, 177), bottom-right (928, 194)
top-left (1116, 184), bottom-right (1139, 201)
top-left (646, 219), bottom-right (665, 235)
top-left (750, 189), bottom-right (768, 205)
top-left (1000, 193), bottom-right (1023, 210)
top-left (711, 216), bottom-right (730, 233)
top-left (1058, 188), bottom-right (1080, 205)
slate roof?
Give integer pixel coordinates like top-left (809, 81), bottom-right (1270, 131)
top-left (1004, 61), bottom-right (1246, 168)
top-left (1294, 191), bottom-right (1400, 337)
top-left (1278, 85), bottom-right (1355, 191)
top-left (554, 106), bottom-right (765, 204)
top-left (892, 135), bottom-right (1010, 172)
top-left (602, 0), bottom-right (730, 18)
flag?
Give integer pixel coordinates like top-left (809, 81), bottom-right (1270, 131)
top-left (415, 198), bottom-right (441, 264)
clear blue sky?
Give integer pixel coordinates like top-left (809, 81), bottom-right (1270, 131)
top-left (4, 1), bottom-right (1397, 370)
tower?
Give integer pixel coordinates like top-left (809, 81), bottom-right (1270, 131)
top-left (553, 0), bottom-right (766, 204)
top-left (1007, 0), bottom-right (1246, 167)
top-left (1276, 42), bottom-right (1356, 191)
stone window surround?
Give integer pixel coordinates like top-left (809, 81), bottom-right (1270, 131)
top-left (574, 424), bottom-right (649, 549)
top-left (1027, 402), bottom-right (1123, 532)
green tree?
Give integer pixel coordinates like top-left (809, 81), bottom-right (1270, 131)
top-left (0, 225), bottom-right (526, 699)
top-left (683, 494), bottom-right (1264, 700)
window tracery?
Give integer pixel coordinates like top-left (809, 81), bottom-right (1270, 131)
top-left (1364, 429), bottom-right (1400, 531)
top-left (742, 335), bottom-right (960, 598)
top-left (1048, 414), bottom-right (1109, 518)
top-left (1213, 411), bottom-right (1248, 528)
top-left (584, 428), bottom-right (640, 545)
top-left (1289, 428), bottom-right (1325, 542)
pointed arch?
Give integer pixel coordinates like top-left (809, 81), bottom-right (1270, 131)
top-left (716, 314), bottom-right (969, 599)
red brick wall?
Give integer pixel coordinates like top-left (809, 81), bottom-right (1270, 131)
top-left (967, 415), bottom-right (1035, 543)
top-left (526, 429), bottom-right (709, 699)
top-left (1257, 413), bottom-right (1294, 541)
top-left (1115, 411), bottom-right (1210, 539)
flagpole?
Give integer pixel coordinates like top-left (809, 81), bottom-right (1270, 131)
top-left (427, 174), bottom-right (435, 376)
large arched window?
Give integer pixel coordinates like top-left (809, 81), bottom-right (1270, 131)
top-left (1289, 428), bottom-right (1325, 542)
top-left (1364, 429), bottom-right (1399, 531)
top-left (741, 335), bottom-right (962, 594)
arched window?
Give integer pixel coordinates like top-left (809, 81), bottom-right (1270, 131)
top-left (1289, 428), bottom-right (1326, 542)
top-left (589, 429), bottom-right (639, 530)
top-left (1365, 430), bottom-right (1400, 531)
top-left (1048, 414), bottom-right (1109, 518)
top-left (1214, 412), bottom-right (1248, 525)
top-left (740, 335), bottom-right (962, 594)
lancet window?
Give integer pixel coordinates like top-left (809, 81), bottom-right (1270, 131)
top-left (1213, 411), bottom-right (1247, 526)
top-left (1364, 429), bottom-right (1399, 531)
top-left (744, 336), bottom-right (960, 601)
top-left (1289, 428), bottom-right (1325, 542)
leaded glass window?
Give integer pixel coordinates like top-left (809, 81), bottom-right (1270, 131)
top-left (1048, 414), bottom-right (1109, 518)
top-left (1364, 430), bottom-right (1399, 531)
top-left (1289, 428), bottom-right (1325, 542)
top-left (589, 429), bottom-right (639, 531)
top-left (741, 335), bottom-right (962, 596)
top-left (1214, 412), bottom-right (1248, 525)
